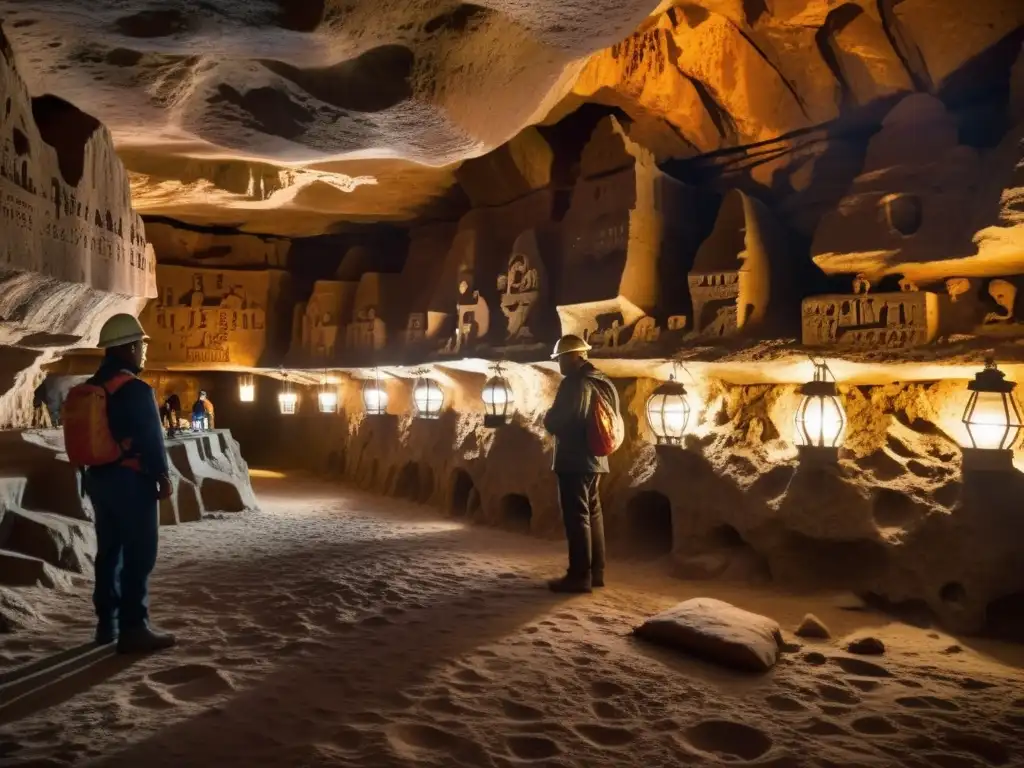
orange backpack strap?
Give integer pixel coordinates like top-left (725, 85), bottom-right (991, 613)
top-left (103, 371), bottom-right (136, 395)
top-left (101, 371), bottom-right (142, 471)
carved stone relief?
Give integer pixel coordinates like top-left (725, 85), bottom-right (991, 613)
top-left (496, 230), bottom-right (546, 344)
top-left (801, 290), bottom-right (939, 348)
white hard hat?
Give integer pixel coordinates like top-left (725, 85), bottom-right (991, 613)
top-left (551, 334), bottom-right (591, 359)
top-left (97, 313), bottom-right (148, 349)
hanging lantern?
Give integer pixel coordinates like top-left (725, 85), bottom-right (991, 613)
top-left (318, 373), bottom-right (338, 414)
top-left (646, 376), bottom-right (690, 446)
top-left (239, 374), bottom-right (255, 403)
top-left (961, 360), bottom-right (1021, 469)
top-left (482, 364), bottom-right (514, 428)
top-left (794, 359), bottom-right (845, 453)
top-left (278, 376), bottom-right (297, 415)
top-left (413, 372), bottom-right (444, 419)
top-left (362, 369), bottom-right (389, 416)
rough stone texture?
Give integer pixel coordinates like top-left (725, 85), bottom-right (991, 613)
top-left (848, 636), bottom-right (886, 655)
top-left (0, 428), bottom-right (257, 622)
top-left (795, 613), bottom-right (831, 640)
top-left (1, 1), bottom-right (1018, 234)
top-left (633, 597), bottom-right (784, 673)
top-left (0, 22), bottom-right (155, 426)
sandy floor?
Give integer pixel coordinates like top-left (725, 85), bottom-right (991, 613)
top-left (2, 472), bottom-right (1024, 768)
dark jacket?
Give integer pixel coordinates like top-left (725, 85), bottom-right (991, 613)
top-left (89, 359), bottom-right (170, 481)
top-left (543, 362), bottom-right (620, 475)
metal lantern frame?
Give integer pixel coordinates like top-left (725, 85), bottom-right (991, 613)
top-left (482, 363), bottom-right (514, 428)
top-left (793, 359), bottom-right (845, 450)
top-left (362, 368), bottom-right (389, 416)
top-left (961, 359), bottom-right (1022, 452)
top-left (646, 373), bottom-right (690, 446)
top-left (412, 370), bottom-right (444, 420)
top-left (278, 375), bottom-right (298, 415)
top-left (239, 374), bottom-right (255, 403)
top-left (318, 371), bottom-right (339, 414)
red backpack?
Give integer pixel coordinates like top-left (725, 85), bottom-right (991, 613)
top-left (62, 372), bottom-right (134, 468)
top-left (587, 380), bottom-right (624, 457)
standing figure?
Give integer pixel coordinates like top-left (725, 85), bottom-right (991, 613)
top-left (543, 334), bottom-right (621, 593)
top-left (191, 390), bottom-right (215, 431)
top-left (161, 393), bottom-right (182, 437)
top-left (62, 313), bottom-right (175, 653)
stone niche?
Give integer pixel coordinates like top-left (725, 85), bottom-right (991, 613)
top-left (396, 222), bottom-right (455, 350)
top-left (429, 190), bottom-right (556, 355)
top-left (293, 274), bottom-right (358, 365)
top-left (141, 265), bottom-right (290, 368)
top-left (0, 23), bottom-right (155, 425)
top-left (343, 271), bottom-right (399, 359)
top-left (494, 228), bottom-right (558, 348)
top-left (688, 189), bottom-right (793, 338)
top-left (556, 115), bottom-right (697, 351)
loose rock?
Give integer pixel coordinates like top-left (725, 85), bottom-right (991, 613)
top-left (795, 613), bottom-right (831, 640)
top-left (847, 637), bottom-right (886, 655)
top-left (633, 598), bottom-right (783, 673)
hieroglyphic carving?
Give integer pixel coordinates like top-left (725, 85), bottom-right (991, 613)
top-left (496, 231), bottom-right (544, 343)
top-left (687, 272), bottom-right (739, 337)
top-left (297, 280), bottom-right (356, 362)
top-left (620, 316), bottom-right (661, 350)
top-left (441, 266), bottom-right (490, 354)
top-left (142, 266), bottom-right (284, 367)
top-left (344, 306), bottom-right (386, 351)
top-left (801, 291), bottom-right (939, 348)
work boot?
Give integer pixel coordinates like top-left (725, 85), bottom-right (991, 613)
top-left (117, 626), bottom-right (176, 655)
top-left (591, 571), bottom-right (605, 589)
top-left (95, 621), bottom-right (117, 646)
top-left (548, 574), bottom-right (592, 594)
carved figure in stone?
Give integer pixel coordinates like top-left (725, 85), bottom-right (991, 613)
top-left (946, 277), bottom-right (970, 303)
top-left (497, 240), bottom-right (542, 343)
top-left (442, 268), bottom-right (490, 354)
top-left (667, 315), bottom-right (686, 331)
top-left (983, 279), bottom-right (1017, 324)
top-left (852, 273), bottom-right (872, 294)
top-left (898, 276), bottom-right (919, 292)
top-left (406, 312), bottom-right (426, 343)
top-left (622, 316), bottom-right (661, 348)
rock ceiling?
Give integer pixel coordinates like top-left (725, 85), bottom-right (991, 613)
top-left (1, 0), bottom-right (1022, 236)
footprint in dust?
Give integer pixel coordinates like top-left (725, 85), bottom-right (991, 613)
top-left (501, 698), bottom-right (544, 721)
top-left (852, 716), bottom-right (899, 735)
top-left (507, 735), bottom-right (561, 759)
top-left (831, 657), bottom-right (892, 678)
top-left (421, 696), bottom-right (471, 716)
top-left (129, 681), bottom-right (177, 710)
top-left (149, 664), bottom-right (232, 702)
top-left (765, 695), bottom-right (807, 713)
top-left (816, 682), bottom-right (861, 705)
top-left (848, 679), bottom-right (882, 693)
top-left (590, 680), bottom-right (627, 699)
top-left (573, 723), bottom-right (636, 748)
top-left (941, 731), bottom-right (1010, 766)
top-left (453, 667), bottom-right (490, 684)
top-left (801, 718), bottom-right (847, 737)
top-left (896, 696), bottom-right (960, 712)
top-left (384, 723), bottom-right (471, 760)
top-left (349, 711), bottom-right (388, 725)
top-left (682, 720), bottom-right (773, 762)
top-left (592, 700), bottom-right (628, 720)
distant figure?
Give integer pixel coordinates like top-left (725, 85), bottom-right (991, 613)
top-left (32, 380), bottom-right (53, 428)
top-left (62, 313), bottom-right (175, 654)
top-left (160, 394), bottom-right (182, 437)
top-left (543, 334), bottom-right (622, 594)
top-left (191, 390), bottom-right (214, 431)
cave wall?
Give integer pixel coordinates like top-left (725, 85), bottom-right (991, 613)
top-left (0, 21), bottom-right (155, 427)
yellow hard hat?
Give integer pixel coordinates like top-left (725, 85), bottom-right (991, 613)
top-left (551, 334), bottom-right (591, 359)
top-left (97, 313), bottom-right (148, 349)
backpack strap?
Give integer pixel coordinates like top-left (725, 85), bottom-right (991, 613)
top-left (100, 371), bottom-right (143, 471)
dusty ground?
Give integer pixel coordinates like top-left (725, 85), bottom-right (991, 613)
top-left (2, 472), bottom-right (1024, 768)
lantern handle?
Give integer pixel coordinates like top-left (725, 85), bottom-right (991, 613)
top-left (672, 361), bottom-right (697, 385)
top-left (808, 355), bottom-right (837, 384)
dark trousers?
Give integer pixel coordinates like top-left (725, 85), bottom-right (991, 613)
top-left (86, 468), bottom-right (159, 630)
top-left (556, 473), bottom-right (606, 579)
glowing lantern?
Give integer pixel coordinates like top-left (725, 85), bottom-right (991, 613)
top-left (363, 369), bottom-right (388, 416)
top-left (961, 360), bottom-right (1021, 457)
top-left (794, 360), bottom-right (845, 452)
top-left (482, 364), bottom-right (514, 428)
top-left (413, 373), bottom-right (444, 419)
top-left (318, 378), bottom-right (339, 414)
top-left (239, 375), bottom-right (255, 403)
top-left (646, 376), bottom-right (690, 446)
top-left (278, 377), bottom-right (297, 415)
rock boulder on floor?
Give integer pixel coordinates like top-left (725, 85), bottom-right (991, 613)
top-left (633, 598), bottom-right (783, 673)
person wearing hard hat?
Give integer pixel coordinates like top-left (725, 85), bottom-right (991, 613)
top-left (543, 334), bottom-right (621, 593)
top-left (70, 313), bottom-right (176, 654)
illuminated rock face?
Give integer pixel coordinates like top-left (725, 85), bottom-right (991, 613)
top-left (0, 23), bottom-right (155, 426)
top-left (2, 0), bottom-right (1019, 234)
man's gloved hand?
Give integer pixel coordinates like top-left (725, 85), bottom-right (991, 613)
top-left (157, 474), bottom-right (172, 500)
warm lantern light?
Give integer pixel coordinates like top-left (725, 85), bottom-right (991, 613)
top-left (413, 374), bottom-right (444, 419)
top-left (646, 377), bottom-right (690, 446)
top-left (794, 360), bottom-right (845, 454)
top-left (961, 360), bottom-right (1022, 467)
top-left (278, 391), bottom-right (298, 415)
top-left (363, 370), bottom-right (388, 416)
top-left (482, 364), bottom-right (514, 428)
top-left (239, 375), bottom-right (255, 403)
top-left (318, 372), bottom-right (339, 414)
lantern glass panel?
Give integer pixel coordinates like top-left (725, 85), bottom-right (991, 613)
top-left (278, 391), bottom-right (297, 415)
top-left (318, 390), bottom-right (338, 413)
top-left (482, 376), bottom-right (514, 421)
top-left (239, 377), bottom-right (255, 403)
top-left (363, 382), bottom-right (388, 415)
top-left (794, 393), bottom-right (845, 447)
top-left (646, 389), bottom-right (690, 444)
top-left (963, 390), bottom-right (1022, 450)
top-left (414, 379), bottom-right (443, 418)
